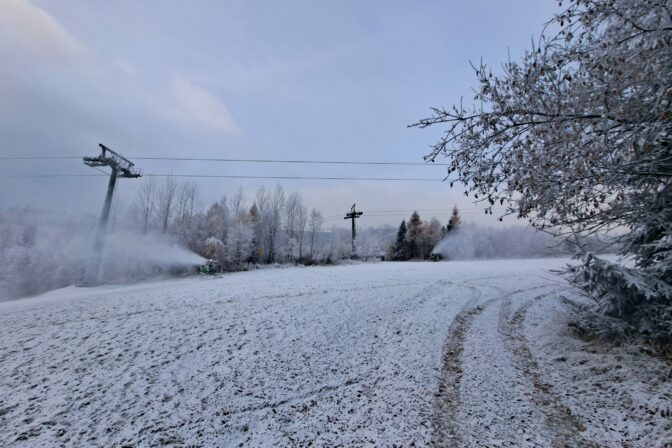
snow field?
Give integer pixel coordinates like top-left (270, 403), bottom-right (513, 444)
top-left (0, 259), bottom-right (669, 447)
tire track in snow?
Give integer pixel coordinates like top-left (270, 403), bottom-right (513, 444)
top-left (498, 289), bottom-right (599, 448)
top-left (431, 281), bottom-right (490, 448)
top-left (432, 283), bottom-right (557, 447)
top-left (369, 280), bottom-right (456, 385)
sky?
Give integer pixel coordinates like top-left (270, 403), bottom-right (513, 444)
top-left (0, 0), bottom-right (559, 228)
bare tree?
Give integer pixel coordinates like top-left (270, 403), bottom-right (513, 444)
top-left (266, 185), bottom-right (286, 263)
top-left (231, 188), bottom-right (245, 218)
top-left (284, 192), bottom-right (306, 262)
top-left (227, 188), bottom-right (253, 267)
top-left (248, 201), bottom-right (262, 263)
top-left (308, 208), bottom-right (323, 262)
top-left (156, 175), bottom-right (178, 234)
top-left (174, 181), bottom-right (202, 248)
top-left (133, 177), bottom-right (156, 235)
top-left (204, 195), bottom-right (229, 243)
top-left (254, 187), bottom-right (269, 262)
top-left (254, 185), bottom-right (286, 264)
top-left (285, 193), bottom-right (301, 240)
top-left (296, 203), bottom-right (307, 262)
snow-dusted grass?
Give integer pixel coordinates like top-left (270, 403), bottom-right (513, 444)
top-left (525, 293), bottom-right (672, 447)
top-left (0, 259), bottom-right (669, 446)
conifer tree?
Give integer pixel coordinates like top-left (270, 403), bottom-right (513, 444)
top-left (405, 211), bottom-right (423, 259)
top-left (392, 220), bottom-right (408, 260)
top-left (447, 206), bottom-right (461, 232)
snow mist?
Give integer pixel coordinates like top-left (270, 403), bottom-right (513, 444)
top-left (432, 224), bottom-right (559, 260)
top-left (0, 208), bottom-right (206, 300)
top-left (98, 232), bottom-right (206, 284)
top-left (433, 228), bottom-right (477, 260)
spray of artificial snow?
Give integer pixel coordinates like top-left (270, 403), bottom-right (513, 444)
top-left (432, 227), bottom-right (477, 260)
top-left (432, 224), bottom-right (558, 260)
top-left (0, 213), bottom-right (207, 300)
top-left (98, 232), bottom-right (206, 283)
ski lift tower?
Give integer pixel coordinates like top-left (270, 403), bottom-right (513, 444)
top-left (83, 144), bottom-right (142, 285)
top-left (344, 203), bottom-right (363, 259)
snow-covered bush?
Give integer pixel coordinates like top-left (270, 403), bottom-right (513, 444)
top-left (568, 254), bottom-right (672, 353)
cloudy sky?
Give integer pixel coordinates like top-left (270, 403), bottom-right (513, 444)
top-left (0, 0), bottom-right (558, 228)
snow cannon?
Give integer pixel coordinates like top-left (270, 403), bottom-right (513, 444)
top-left (198, 259), bottom-right (222, 275)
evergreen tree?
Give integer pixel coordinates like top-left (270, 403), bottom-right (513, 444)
top-left (405, 211), bottom-right (423, 259)
top-left (447, 206), bottom-right (461, 232)
top-left (391, 220), bottom-right (408, 260)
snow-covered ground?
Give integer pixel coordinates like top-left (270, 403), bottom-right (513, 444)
top-left (1, 259), bottom-right (670, 447)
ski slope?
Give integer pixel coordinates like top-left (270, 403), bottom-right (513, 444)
top-left (1, 259), bottom-right (670, 447)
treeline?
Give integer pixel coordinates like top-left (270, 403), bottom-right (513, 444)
top-left (386, 207), bottom-right (611, 261)
top-left (0, 185), bottom-right (397, 300)
top-left (130, 178), bottom-right (395, 269)
top-left (388, 207), bottom-right (462, 260)
top-left (1, 177), bottom-right (599, 300)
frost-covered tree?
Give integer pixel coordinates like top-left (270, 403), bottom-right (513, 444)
top-left (267, 186), bottom-right (286, 263)
top-left (284, 192), bottom-right (307, 263)
top-left (226, 218), bottom-right (253, 267)
top-left (156, 175), bottom-right (178, 234)
top-left (226, 189), bottom-right (253, 268)
top-left (308, 208), bottom-right (324, 263)
top-left (254, 185), bottom-right (285, 263)
top-left (173, 181), bottom-right (202, 251)
top-left (420, 217), bottom-right (442, 259)
top-left (203, 237), bottom-right (225, 263)
top-left (132, 177), bottom-right (157, 235)
top-left (391, 220), bottom-right (409, 261)
top-left (325, 226), bottom-right (350, 263)
top-left (413, 0), bottom-right (672, 347)
top-left (358, 225), bottom-right (396, 260)
top-left (405, 211), bottom-right (423, 259)
top-left (296, 203), bottom-right (307, 262)
top-left (447, 206), bottom-right (461, 233)
top-left (204, 197), bottom-right (229, 245)
top-left (248, 202), bottom-right (262, 263)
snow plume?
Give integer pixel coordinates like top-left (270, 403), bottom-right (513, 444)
top-left (433, 227), bottom-right (477, 260)
top-left (97, 232), bottom-right (206, 284)
top-left (432, 223), bottom-right (560, 260)
top-left (0, 209), bottom-right (204, 301)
